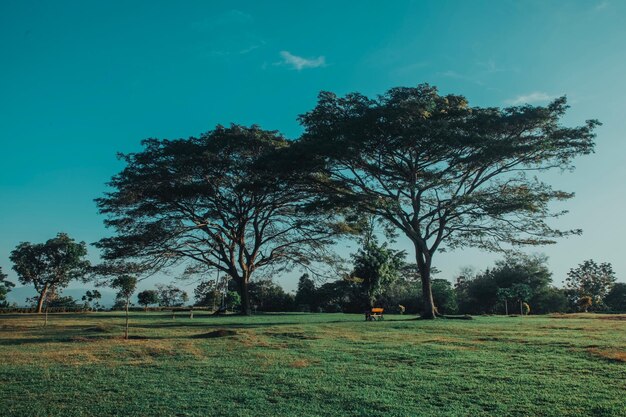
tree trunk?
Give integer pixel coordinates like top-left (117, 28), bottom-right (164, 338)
top-left (36, 284), bottom-right (49, 314)
top-left (504, 300), bottom-right (508, 316)
top-left (239, 277), bottom-right (252, 316)
top-left (415, 247), bottom-right (436, 319)
top-left (420, 269), bottom-right (436, 319)
top-left (520, 300), bottom-right (523, 316)
top-left (125, 299), bottom-right (129, 340)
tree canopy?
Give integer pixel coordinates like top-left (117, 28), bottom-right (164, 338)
top-left (137, 289), bottom-right (160, 310)
top-left (111, 275), bottom-right (137, 339)
top-left (10, 233), bottom-right (90, 313)
top-left (96, 124), bottom-right (340, 315)
top-left (156, 284), bottom-right (189, 307)
top-left (565, 259), bottom-right (616, 310)
top-left (351, 235), bottom-right (405, 308)
top-left (288, 84), bottom-right (598, 318)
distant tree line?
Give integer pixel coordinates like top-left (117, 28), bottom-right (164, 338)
top-left (1, 232), bottom-right (624, 315)
top-left (284, 250), bottom-right (624, 315)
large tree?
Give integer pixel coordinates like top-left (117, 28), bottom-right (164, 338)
top-left (96, 125), bottom-right (339, 315)
top-left (10, 233), bottom-right (90, 313)
top-left (293, 84), bottom-right (598, 318)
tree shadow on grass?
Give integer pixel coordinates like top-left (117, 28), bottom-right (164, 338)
top-left (0, 332), bottom-right (174, 346)
top-left (0, 314), bottom-right (418, 346)
top-left (136, 319), bottom-right (354, 330)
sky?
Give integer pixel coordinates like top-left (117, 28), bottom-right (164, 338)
top-left (1, 0), bottom-right (625, 304)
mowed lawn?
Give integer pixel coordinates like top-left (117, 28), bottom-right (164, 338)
top-left (1, 312), bottom-right (625, 417)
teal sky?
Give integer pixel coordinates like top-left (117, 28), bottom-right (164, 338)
top-left (1, 0), bottom-right (625, 302)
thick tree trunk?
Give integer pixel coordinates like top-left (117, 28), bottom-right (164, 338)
top-left (36, 284), bottom-right (49, 314)
top-left (239, 277), bottom-right (252, 316)
top-left (415, 247), bottom-right (436, 319)
top-left (420, 268), bottom-right (436, 319)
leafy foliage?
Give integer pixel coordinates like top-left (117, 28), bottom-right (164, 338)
top-left (81, 290), bottom-right (102, 310)
top-left (9, 233), bottom-right (90, 313)
top-left (194, 281), bottom-right (218, 307)
top-left (47, 295), bottom-right (80, 309)
top-left (156, 284), bottom-right (189, 307)
top-left (0, 267), bottom-right (15, 307)
top-left (565, 260), bottom-right (616, 311)
top-left (291, 84), bottom-right (598, 317)
top-left (294, 273), bottom-right (317, 311)
top-left (351, 235), bottom-right (405, 307)
top-left (111, 276), bottom-right (137, 305)
top-left (111, 275), bottom-right (138, 339)
top-left (577, 296), bottom-right (593, 313)
top-left (248, 278), bottom-right (295, 312)
top-left (604, 283), bottom-right (626, 312)
top-left (137, 290), bottom-right (159, 309)
top-left (456, 254), bottom-right (556, 314)
top-left (96, 125), bottom-right (340, 315)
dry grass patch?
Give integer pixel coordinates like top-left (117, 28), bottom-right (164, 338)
top-left (588, 348), bottom-right (626, 362)
top-left (289, 358), bottom-right (316, 368)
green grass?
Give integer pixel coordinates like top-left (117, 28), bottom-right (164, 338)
top-left (1, 312), bottom-right (625, 416)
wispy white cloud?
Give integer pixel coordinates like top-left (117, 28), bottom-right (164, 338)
top-left (278, 51), bottom-right (326, 70)
top-left (505, 92), bottom-right (556, 105)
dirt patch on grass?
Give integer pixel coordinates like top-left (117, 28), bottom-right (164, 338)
top-left (193, 329), bottom-right (238, 338)
top-left (238, 333), bottom-right (274, 348)
top-left (589, 348), bottom-right (626, 362)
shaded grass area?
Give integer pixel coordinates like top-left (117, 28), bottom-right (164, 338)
top-left (1, 312), bottom-right (625, 416)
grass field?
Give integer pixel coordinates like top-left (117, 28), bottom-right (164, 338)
top-left (1, 312), bottom-right (625, 417)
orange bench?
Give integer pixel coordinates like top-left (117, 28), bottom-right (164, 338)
top-left (366, 307), bottom-right (384, 321)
